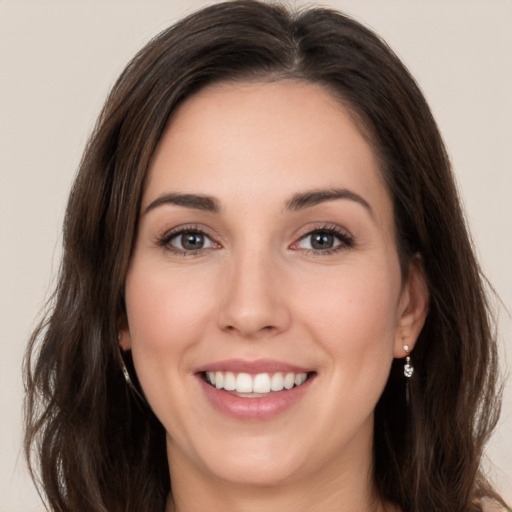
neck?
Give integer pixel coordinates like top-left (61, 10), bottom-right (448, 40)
top-left (166, 489), bottom-right (390, 512)
top-left (166, 484), bottom-right (393, 512)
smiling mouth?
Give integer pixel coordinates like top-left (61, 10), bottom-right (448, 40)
top-left (202, 371), bottom-right (315, 396)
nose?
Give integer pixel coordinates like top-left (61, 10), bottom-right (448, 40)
top-left (217, 247), bottom-right (291, 339)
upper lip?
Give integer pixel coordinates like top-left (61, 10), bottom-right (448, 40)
top-left (194, 358), bottom-right (312, 375)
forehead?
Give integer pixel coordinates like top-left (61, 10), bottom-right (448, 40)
top-left (145, 80), bottom-right (391, 222)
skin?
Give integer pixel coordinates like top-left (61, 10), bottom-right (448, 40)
top-left (120, 80), bottom-right (428, 512)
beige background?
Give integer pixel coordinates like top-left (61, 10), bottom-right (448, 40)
top-left (1, 1), bottom-right (510, 510)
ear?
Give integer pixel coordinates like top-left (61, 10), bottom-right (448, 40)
top-left (117, 314), bottom-right (132, 352)
top-left (393, 255), bottom-right (429, 358)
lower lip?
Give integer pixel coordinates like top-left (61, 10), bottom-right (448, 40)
top-left (198, 375), bottom-right (314, 421)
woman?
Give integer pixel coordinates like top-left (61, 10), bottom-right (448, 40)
top-left (24, 1), bottom-right (509, 511)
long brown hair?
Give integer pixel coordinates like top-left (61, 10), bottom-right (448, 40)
top-left (24, 2), bottom-right (506, 511)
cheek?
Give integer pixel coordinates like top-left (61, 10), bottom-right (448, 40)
top-left (296, 260), bottom-right (401, 363)
top-left (122, 261), bottom-right (218, 426)
top-left (280, 260), bottom-right (402, 451)
top-left (123, 262), bottom-right (217, 426)
top-left (124, 262), bottom-right (215, 353)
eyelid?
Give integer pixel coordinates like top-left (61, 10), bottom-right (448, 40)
top-left (153, 222), bottom-right (354, 256)
top-left (290, 224), bottom-right (355, 253)
top-left (155, 224), bottom-right (221, 255)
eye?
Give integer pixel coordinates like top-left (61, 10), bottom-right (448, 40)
top-left (293, 227), bottom-right (354, 253)
top-left (159, 228), bottom-right (219, 253)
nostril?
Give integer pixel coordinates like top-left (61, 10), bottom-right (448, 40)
top-left (221, 323), bottom-right (279, 337)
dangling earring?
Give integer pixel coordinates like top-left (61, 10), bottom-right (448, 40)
top-left (117, 334), bottom-right (146, 402)
top-left (403, 344), bottom-right (414, 406)
top-left (120, 355), bottom-right (134, 386)
top-left (117, 333), bottom-right (135, 389)
top-left (403, 344), bottom-right (414, 378)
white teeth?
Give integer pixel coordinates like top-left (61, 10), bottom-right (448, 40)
top-left (236, 373), bottom-right (253, 393)
top-left (253, 373), bottom-right (271, 393)
top-left (294, 373), bottom-right (307, 386)
top-left (223, 371), bottom-right (236, 391)
top-left (284, 372), bottom-right (295, 390)
top-left (270, 372), bottom-right (284, 391)
top-left (205, 371), bottom-right (309, 394)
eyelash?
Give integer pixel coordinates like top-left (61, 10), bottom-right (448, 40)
top-left (293, 225), bottom-right (355, 255)
top-left (156, 225), bottom-right (217, 256)
top-left (155, 224), bottom-right (355, 256)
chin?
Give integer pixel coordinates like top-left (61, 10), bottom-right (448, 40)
top-left (169, 429), bottom-right (314, 487)
top-left (205, 453), bottom-right (307, 487)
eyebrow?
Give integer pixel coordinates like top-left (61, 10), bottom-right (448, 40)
top-left (144, 187), bottom-right (373, 217)
top-left (285, 188), bottom-right (373, 217)
top-left (144, 193), bottom-right (220, 215)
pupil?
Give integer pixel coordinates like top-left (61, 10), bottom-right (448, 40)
top-left (182, 233), bottom-right (204, 250)
top-left (312, 233), bottom-right (334, 250)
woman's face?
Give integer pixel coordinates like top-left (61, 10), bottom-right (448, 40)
top-left (121, 80), bottom-right (427, 488)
